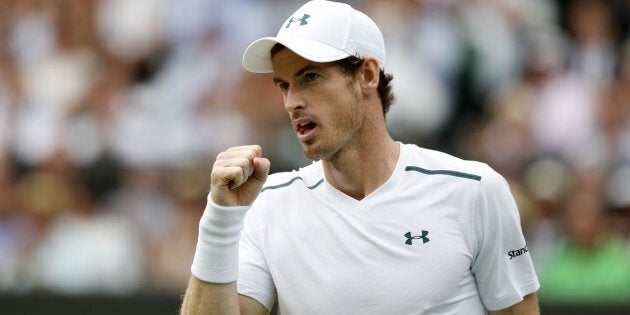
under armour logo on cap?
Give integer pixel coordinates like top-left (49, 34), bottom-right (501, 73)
top-left (285, 13), bottom-right (311, 28)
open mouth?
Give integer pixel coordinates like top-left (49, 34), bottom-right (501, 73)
top-left (297, 122), bottom-right (317, 135)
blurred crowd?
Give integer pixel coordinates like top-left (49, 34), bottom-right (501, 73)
top-left (0, 0), bottom-right (628, 305)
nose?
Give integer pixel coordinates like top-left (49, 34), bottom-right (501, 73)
top-left (284, 85), bottom-right (305, 112)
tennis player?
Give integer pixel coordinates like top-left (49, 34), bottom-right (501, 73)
top-left (181, 1), bottom-right (540, 314)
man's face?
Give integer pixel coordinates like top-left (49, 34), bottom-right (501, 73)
top-left (271, 48), bottom-right (365, 160)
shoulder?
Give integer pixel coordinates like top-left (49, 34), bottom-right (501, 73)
top-left (401, 143), bottom-right (494, 183)
top-left (260, 160), bottom-right (325, 194)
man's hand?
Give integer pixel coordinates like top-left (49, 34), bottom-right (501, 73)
top-left (211, 145), bottom-right (271, 207)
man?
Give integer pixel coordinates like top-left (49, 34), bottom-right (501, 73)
top-left (181, 1), bottom-right (540, 314)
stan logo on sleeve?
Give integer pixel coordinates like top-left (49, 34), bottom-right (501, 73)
top-left (507, 245), bottom-right (528, 260)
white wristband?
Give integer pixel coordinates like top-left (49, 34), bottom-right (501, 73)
top-left (190, 194), bottom-right (251, 283)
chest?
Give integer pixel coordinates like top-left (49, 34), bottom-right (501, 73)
top-left (261, 190), bottom-right (480, 312)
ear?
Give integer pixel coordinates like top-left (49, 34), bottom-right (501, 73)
top-left (359, 57), bottom-right (380, 94)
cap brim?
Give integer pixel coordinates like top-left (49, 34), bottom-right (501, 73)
top-left (242, 36), bottom-right (351, 73)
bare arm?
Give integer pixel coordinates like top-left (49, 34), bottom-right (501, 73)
top-left (180, 276), bottom-right (268, 315)
top-left (488, 293), bottom-right (540, 315)
top-left (180, 145), bottom-right (270, 315)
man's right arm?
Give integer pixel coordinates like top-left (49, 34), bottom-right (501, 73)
top-left (180, 277), bottom-right (268, 315)
top-left (180, 145), bottom-right (271, 315)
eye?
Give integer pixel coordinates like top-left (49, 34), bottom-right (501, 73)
top-left (277, 82), bottom-right (289, 92)
top-left (303, 72), bottom-right (321, 83)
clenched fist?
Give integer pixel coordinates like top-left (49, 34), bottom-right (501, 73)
top-left (210, 145), bottom-right (271, 207)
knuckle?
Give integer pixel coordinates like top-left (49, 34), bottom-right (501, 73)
top-left (216, 151), bottom-right (228, 160)
top-left (245, 151), bottom-right (256, 161)
top-left (212, 159), bottom-right (227, 169)
top-left (248, 148), bottom-right (260, 158)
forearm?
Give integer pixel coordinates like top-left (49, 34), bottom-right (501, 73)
top-left (181, 277), bottom-right (239, 315)
top-left (182, 197), bottom-right (248, 314)
top-left (182, 147), bottom-right (270, 314)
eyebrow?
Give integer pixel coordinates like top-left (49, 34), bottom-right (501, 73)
top-left (273, 64), bottom-right (323, 85)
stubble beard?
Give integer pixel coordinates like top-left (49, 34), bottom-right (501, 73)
top-left (302, 90), bottom-right (364, 162)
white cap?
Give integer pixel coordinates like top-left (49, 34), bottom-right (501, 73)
top-left (242, 0), bottom-right (386, 73)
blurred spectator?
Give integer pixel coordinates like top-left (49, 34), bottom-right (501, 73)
top-left (16, 150), bottom-right (142, 294)
top-left (521, 156), bottom-right (571, 271)
top-left (564, 0), bottom-right (621, 83)
top-left (538, 168), bottom-right (630, 304)
top-left (146, 163), bottom-right (208, 291)
top-left (26, 185), bottom-right (144, 294)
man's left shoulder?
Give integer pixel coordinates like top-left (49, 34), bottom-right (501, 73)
top-left (403, 144), bottom-right (493, 181)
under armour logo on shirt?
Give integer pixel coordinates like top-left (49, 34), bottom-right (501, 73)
top-left (285, 13), bottom-right (311, 28)
top-left (404, 231), bottom-right (430, 245)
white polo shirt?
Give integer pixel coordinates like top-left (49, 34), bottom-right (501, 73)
top-left (237, 143), bottom-right (539, 314)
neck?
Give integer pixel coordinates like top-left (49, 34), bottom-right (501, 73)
top-left (322, 127), bottom-right (399, 200)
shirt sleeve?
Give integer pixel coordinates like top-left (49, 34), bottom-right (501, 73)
top-left (237, 194), bottom-right (277, 311)
top-left (471, 165), bottom-right (540, 310)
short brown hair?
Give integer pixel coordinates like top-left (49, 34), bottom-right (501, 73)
top-left (270, 44), bottom-right (395, 116)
